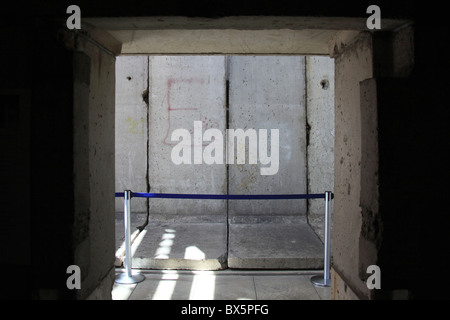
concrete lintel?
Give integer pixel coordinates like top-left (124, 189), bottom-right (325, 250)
top-left (81, 16), bottom-right (410, 56)
top-left (110, 29), bottom-right (338, 55)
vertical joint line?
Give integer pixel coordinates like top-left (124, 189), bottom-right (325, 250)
top-left (146, 56), bottom-right (151, 194)
top-left (225, 56), bottom-right (230, 264)
top-left (225, 56), bottom-right (230, 198)
top-left (143, 57), bottom-right (151, 230)
top-left (304, 57), bottom-right (310, 223)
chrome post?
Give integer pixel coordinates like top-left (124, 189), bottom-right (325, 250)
top-left (115, 190), bottom-right (145, 284)
top-left (311, 191), bottom-right (332, 287)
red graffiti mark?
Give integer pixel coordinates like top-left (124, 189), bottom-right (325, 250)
top-left (163, 78), bottom-right (218, 146)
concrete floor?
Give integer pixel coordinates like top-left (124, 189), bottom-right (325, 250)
top-left (115, 213), bottom-right (324, 270)
top-left (114, 212), bottom-right (329, 300)
top-left (112, 269), bottom-right (331, 300)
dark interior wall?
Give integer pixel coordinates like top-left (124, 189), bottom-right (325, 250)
top-left (377, 25), bottom-right (450, 299)
top-left (31, 28), bottom-right (75, 299)
top-left (0, 27), bottom-right (34, 299)
top-left (0, 22), bottom-right (76, 299)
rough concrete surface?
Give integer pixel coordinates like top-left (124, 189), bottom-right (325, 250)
top-left (306, 56), bottom-right (335, 242)
top-left (229, 223), bottom-right (323, 269)
top-left (116, 220), bottom-right (324, 270)
top-left (115, 56), bottom-right (149, 213)
top-left (228, 56), bottom-right (307, 217)
top-left (332, 33), bottom-right (374, 299)
top-left (114, 55), bottom-right (332, 272)
top-left (131, 223), bottom-right (228, 270)
top-left (73, 40), bottom-right (116, 300)
top-left (148, 56), bottom-right (227, 219)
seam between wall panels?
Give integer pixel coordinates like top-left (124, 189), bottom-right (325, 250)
top-left (225, 56), bottom-right (230, 265)
top-left (304, 56), bottom-right (310, 224)
top-left (138, 56), bottom-right (150, 231)
top-left (146, 56), bottom-right (151, 219)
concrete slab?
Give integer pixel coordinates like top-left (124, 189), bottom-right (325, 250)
top-left (131, 223), bottom-right (228, 270)
top-left (228, 223), bottom-right (324, 269)
top-left (228, 56), bottom-right (307, 218)
top-left (253, 275), bottom-right (321, 300)
top-left (116, 218), bottom-right (324, 270)
top-left (148, 56), bottom-right (227, 220)
top-left (213, 275), bottom-right (257, 300)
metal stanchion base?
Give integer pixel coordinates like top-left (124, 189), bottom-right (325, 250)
top-left (311, 275), bottom-right (331, 287)
top-left (115, 272), bottom-right (145, 284)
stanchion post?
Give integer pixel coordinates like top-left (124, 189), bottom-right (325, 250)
top-left (311, 191), bottom-right (332, 287)
top-left (115, 190), bottom-right (145, 284)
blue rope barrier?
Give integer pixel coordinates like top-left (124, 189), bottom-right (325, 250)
top-left (115, 192), bottom-right (333, 200)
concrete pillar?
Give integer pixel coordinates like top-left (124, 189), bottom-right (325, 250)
top-left (73, 39), bottom-right (116, 299)
top-left (331, 32), bottom-right (376, 299)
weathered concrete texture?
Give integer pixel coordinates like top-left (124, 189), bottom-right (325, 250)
top-left (110, 29), bottom-right (337, 55)
top-left (228, 223), bottom-right (323, 269)
top-left (306, 56), bottom-right (335, 241)
top-left (73, 39), bottom-right (116, 299)
top-left (358, 78), bottom-right (381, 289)
top-left (83, 16), bottom-right (410, 56)
top-left (114, 55), bottom-right (333, 272)
top-left (228, 56), bottom-right (307, 218)
top-left (332, 32), bottom-right (374, 300)
top-left (148, 56), bottom-right (227, 220)
top-left (131, 223), bottom-right (228, 270)
top-left (127, 221), bottom-right (323, 270)
top-left (331, 268), bottom-right (360, 300)
top-left (115, 56), bottom-right (149, 213)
